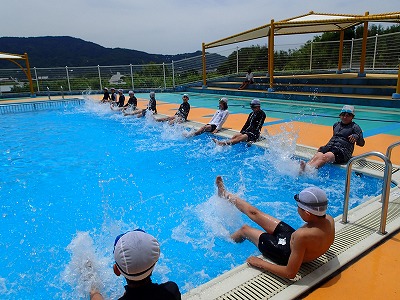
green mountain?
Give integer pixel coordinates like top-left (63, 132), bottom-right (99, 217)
top-left (0, 36), bottom-right (206, 68)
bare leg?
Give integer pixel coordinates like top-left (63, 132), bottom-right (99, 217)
top-left (215, 176), bottom-right (281, 236)
top-left (212, 134), bottom-right (248, 146)
top-left (307, 151), bottom-right (335, 169)
top-left (238, 81), bottom-right (249, 90)
top-left (212, 138), bottom-right (231, 146)
top-left (194, 125), bottom-right (212, 136)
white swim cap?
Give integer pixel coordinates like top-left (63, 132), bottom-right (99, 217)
top-left (250, 99), bottom-right (261, 107)
top-left (341, 105), bottom-right (355, 116)
top-left (114, 230), bottom-right (160, 281)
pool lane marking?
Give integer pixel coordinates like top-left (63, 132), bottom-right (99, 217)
top-left (262, 119), bottom-right (400, 137)
top-left (362, 123), bottom-right (400, 138)
top-left (263, 119), bottom-right (292, 126)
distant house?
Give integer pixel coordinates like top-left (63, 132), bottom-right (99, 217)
top-left (109, 72), bottom-right (126, 85)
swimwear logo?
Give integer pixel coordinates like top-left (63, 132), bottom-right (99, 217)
top-left (278, 238), bottom-right (286, 246)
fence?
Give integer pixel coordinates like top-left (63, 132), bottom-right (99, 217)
top-left (1, 32), bottom-right (399, 97)
top-left (0, 98), bottom-right (85, 114)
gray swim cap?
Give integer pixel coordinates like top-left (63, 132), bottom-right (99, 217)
top-left (294, 187), bottom-right (328, 216)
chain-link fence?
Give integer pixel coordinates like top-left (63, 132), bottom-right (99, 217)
top-left (1, 32), bottom-right (399, 97)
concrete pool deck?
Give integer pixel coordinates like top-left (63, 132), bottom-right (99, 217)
top-left (1, 94), bottom-right (400, 299)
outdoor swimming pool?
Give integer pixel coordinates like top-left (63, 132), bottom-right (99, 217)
top-left (0, 98), bottom-right (385, 299)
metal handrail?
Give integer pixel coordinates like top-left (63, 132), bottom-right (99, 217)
top-left (341, 151), bottom-right (392, 235)
top-left (386, 141), bottom-right (400, 162)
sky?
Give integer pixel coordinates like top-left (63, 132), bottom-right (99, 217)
top-left (1, 0), bottom-right (399, 55)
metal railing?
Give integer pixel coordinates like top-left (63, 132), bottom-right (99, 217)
top-left (386, 141), bottom-right (400, 161)
top-left (0, 98), bottom-right (85, 114)
top-left (0, 32), bottom-right (399, 96)
top-left (341, 151), bottom-right (394, 235)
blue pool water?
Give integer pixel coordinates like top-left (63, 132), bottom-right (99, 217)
top-left (0, 98), bottom-right (384, 299)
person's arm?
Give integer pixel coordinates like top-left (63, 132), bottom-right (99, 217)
top-left (246, 231), bottom-right (306, 279)
top-left (215, 111), bottom-right (229, 131)
top-left (350, 123), bottom-right (365, 146)
top-left (240, 114), bottom-right (251, 132)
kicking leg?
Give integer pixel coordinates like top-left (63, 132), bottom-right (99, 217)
top-left (216, 176), bottom-right (281, 234)
top-left (212, 134), bottom-right (248, 146)
top-left (308, 151), bottom-right (335, 169)
top-left (231, 224), bottom-right (264, 245)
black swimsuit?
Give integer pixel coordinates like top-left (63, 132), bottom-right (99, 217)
top-left (240, 110), bottom-right (266, 142)
top-left (258, 221), bottom-right (295, 265)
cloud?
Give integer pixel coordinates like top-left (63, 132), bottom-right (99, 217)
top-left (1, 0), bottom-right (399, 55)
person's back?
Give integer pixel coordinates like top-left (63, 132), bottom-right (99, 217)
top-left (90, 230), bottom-right (181, 300)
top-left (291, 214), bottom-right (334, 263)
top-left (102, 88), bottom-right (110, 101)
top-left (148, 91), bottom-right (157, 113)
top-left (118, 280), bottom-right (180, 300)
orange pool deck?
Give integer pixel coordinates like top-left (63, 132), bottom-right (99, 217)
top-left (153, 98), bottom-right (400, 165)
top-left (2, 94), bottom-right (400, 299)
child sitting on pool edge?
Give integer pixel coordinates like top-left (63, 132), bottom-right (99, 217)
top-left (185, 97), bottom-right (229, 137)
top-left (156, 94), bottom-right (190, 125)
top-left (90, 230), bottom-right (181, 300)
top-left (300, 105), bottom-right (365, 172)
top-left (215, 175), bottom-right (335, 279)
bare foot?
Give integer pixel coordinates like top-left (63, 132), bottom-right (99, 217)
top-left (215, 176), bottom-right (227, 198)
top-left (231, 229), bottom-right (246, 243)
top-left (212, 138), bottom-right (221, 145)
top-left (212, 139), bottom-right (230, 146)
top-left (299, 160), bottom-right (306, 172)
top-left (183, 131), bottom-right (192, 138)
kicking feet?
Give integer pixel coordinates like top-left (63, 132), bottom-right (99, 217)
top-left (215, 175), bottom-right (235, 202)
top-left (212, 138), bottom-right (230, 146)
top-left (299, 160), bottom-right (306, 172)
top-left (299, 160), bottom-right (317, 174)
top-left (216, 175), bottom-right (227, 198)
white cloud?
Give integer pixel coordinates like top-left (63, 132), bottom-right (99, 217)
top-left (1, 0), bottom-right (399, 54)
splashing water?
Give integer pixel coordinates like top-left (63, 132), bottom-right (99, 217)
top-left (262, 124), bottom-right (308, 177)
top-left (61, 232), bottom-right (115, 299)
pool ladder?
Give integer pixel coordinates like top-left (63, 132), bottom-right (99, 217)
top-left (342, 141), bottom-right (400, 234)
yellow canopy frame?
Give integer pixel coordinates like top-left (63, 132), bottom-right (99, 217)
top-left (0, 52), bottom-right (35, 96)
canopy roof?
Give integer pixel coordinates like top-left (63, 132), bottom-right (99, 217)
top-left (205, 11), bottom-right (400, 49)
top-left (0, 52), bottom-right (35, 95)
top-left (0, 52), bottom-right (26, 60)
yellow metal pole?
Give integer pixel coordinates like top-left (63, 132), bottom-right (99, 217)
top-left (268, 20), bottom-right (275, 91)
top-left (337, 30), bottom-right (344, 73)
top-left (397, 66), bottom-right (400, 94)
top-left (359, 11), bottom-right (369, 76)
top-left (392, 66), bottom-right (400, 99)
top-left (202, 43), bottom-right (207, 87)
top-left (24, 53), bottom-right (35, 96)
